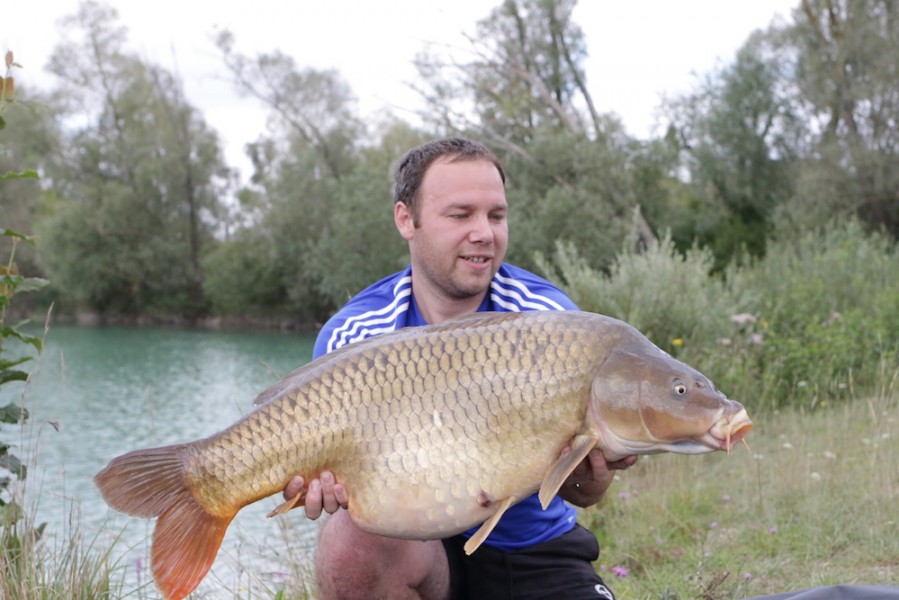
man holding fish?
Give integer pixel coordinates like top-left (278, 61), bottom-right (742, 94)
top-left (94, 137), bottom-right (752, 600)
top-left (284, 137), bottom-right (636, 600)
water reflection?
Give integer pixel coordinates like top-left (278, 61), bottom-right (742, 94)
top-left (7, 324), bottom-right (320, 597)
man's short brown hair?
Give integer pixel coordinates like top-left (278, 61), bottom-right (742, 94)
top-left (392, 137), bottom-right (506, 223)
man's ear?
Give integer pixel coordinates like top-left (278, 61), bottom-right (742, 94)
top-left (395, 201), bottom-right (415, 241)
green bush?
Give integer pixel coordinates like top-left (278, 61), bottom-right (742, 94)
top-left (541, 219), bottom-right (899, 411)
top-left (539, 234), bottom-right (749, 354)
top-left (729, 219), bottom-right (899, 409)
top-left (201, 231), bottom-right (286, 317)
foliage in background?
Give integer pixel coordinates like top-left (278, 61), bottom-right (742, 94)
top-left (665, 32), bottom-right (799, 270)
top-left (775, 0), bottom-right (899, 239)
top-left (726, 219), bottom-right (899, 409)
top-left (413, 0), bottom-right (651, 274)
top-left (35, 1), bottom-right (230, 318)
top-left (1, 49), bottom-right (46, 530)
top-left (1, 49), bottom-right (118, 599)
top-left (4, 0), bottom-right (895, 325)
top-left (543, 218), bottom-right (899, 411)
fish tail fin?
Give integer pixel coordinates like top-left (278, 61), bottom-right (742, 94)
top-left (153, 495), bottom-right (232, 600)
top-left (94, 445), bottom-right (234, 600)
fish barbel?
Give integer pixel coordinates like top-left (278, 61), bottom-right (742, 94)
top-left (94, 310), bottom-right (752, 600)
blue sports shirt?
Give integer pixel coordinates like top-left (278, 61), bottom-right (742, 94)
top-left (313, 263), bottom-right (580, 551)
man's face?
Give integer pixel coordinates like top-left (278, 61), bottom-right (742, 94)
top-left (395, 158), bottom-right (509, 302)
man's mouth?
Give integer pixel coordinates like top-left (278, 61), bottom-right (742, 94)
top-left (463, 256), bottom-right (490, 265)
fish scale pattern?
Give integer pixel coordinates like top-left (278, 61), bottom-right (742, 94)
top-left (184, 311), bottom-right (608, 532)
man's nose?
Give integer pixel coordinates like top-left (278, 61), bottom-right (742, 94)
top-left (468, 214), bottom-right (494, 243)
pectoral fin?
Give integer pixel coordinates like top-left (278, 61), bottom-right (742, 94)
top-left (267, 490), bottom-right (304, 518)
top-left (463, 496), bottom-right (515, 555)
top-left (538, 434), bottom-right (599, 509)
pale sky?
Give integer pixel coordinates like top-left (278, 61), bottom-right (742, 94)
top-left (8, 1), bottom-right (797, 182)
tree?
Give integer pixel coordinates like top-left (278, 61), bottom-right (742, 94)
top-left (37, 1), bottom-right (229, 317)
top-left (212, 33), bottom-right (437, 318)
top-left (413, 0), bottom-right (653, 272)
top-left (666, 33), bottom-right (799, 267)
top-left (215, 30), bottom-right (364, 183)
top-left (777, 0), bottom-right (899, 237)
top-left (0, 85), bottom-right (62, 281)
top-left (303, 126), bottom-right (417, 307)
top-left (414, 0), bottom-right (601, 149)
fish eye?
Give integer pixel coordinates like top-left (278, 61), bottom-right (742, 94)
top-left (674, 383), bottom-right (688, 395)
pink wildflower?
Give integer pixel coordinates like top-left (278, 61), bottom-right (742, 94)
top-left (611, 566), bottom-right (629, 578)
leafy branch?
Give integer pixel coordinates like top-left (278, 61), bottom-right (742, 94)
top-left (0, 50), bottom-right (47, 530)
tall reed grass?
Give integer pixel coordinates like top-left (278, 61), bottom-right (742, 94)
top-left (1, 425), bottom-right (123, 599)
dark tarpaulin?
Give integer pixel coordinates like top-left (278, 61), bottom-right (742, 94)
top-left (745, 585), bottom-right (899, 599)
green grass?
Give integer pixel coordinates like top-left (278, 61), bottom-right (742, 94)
top-left (584, 386), bottom-right (898, 599)
top-left (0, 495), bottom-right (124, 599)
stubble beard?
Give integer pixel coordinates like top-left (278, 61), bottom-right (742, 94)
top-left (418, 257), bottom-right (495, 303)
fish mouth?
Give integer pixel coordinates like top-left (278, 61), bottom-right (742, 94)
top-left (602, 436), bottom-right (721, 458)
top-left (592, 407), bottom-right (754, 460)
top-left (708, 408), bottom-right (754, 452)
top-left (639, 409), bottom-right (754, 456)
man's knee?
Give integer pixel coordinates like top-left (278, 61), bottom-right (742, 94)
top-left (314, 513), bottom-right (449, 600)
top-left (315, 513), bottom-right (378, 597)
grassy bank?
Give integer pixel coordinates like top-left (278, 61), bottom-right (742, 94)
top-left (585, 385), bottom-right (898, 599)
top-left (5, 395), bottom-right (895, 599)
top-left (3, 218), bottom-right (896, 598)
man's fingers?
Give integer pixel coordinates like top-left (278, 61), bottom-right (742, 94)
top-left (607, 455), bottom-right (638, 470)
top-left (305, 478), bottom-right (324, 520)
top-left (334, 482), bottom-right (349, 508)
top-left (283, 475), bottom-right (305, 502)
top-left (320, 471), bottom-right (338, 514)
top-left (282, 471), bottom-right (347, 520)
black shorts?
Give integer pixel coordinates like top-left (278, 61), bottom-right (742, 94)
top-left (442, 524), bottom-right (616, 600)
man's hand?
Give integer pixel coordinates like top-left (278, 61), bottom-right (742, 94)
top-left (283, 471), bottom-right (348, 520)
top-left (282, 448), bottom-right (631, 517)
top-left (558, 447), bottom-right (637, 507)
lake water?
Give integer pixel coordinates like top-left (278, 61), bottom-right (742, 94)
top-left (2, 323), bottom-right (322, 598)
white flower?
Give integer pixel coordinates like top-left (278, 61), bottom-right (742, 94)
top-left (730, 313), bottom-right (757, 326)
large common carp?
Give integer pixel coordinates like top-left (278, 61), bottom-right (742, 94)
top-left (95, 310), bottom-right (752, 600)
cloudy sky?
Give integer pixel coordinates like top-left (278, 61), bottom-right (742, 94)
top-left (8, 0), bottom-right (797, 180)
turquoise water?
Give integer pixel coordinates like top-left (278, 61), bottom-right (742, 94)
top-left (2, 324), bottom-right (321, 597)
